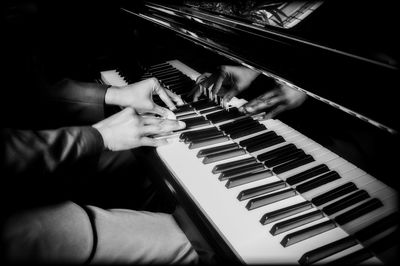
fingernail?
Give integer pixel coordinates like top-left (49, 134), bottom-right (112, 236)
top-left (245, 106), bottom-right (254, 112)
top-left (178, 121), bottom-right (186, 128)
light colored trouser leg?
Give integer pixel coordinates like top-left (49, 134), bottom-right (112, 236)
top-left (88, 206), bottom-right (199, 264)
top-left (1, 201), bottom-right (93, 263)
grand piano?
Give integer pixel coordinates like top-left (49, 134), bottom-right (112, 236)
top-left (99, 0), bottom-right (399, 264)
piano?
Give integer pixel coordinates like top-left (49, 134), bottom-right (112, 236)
top-left (99, 1), bottom-right (399, 264)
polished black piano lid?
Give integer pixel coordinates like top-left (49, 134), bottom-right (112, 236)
top-left (122, 0), bottom-right (399, 133)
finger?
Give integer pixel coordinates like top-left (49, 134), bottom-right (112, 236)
top-left (142, 116), bottom-right (186, 130)
top-left (193, 86), bottom-right (203, 101)
top-left (154, 84), bottom-right (177, 110)
top-left (195, 73), bottom-right (211, 84)
top-left (140, 137), bottom-right (168, 147)
top-left (165, 89), bottom-right (184, 106)
top-left (158, 119), bottom-right (186, 132)
top-left (140, 124), bottom-right (162, 135)
top-left (211, 73), bottom-right (225, 101)
top-left (153, 104), bottom-right (177, 120)
top-left (222, 84), bottom-right (240, 105)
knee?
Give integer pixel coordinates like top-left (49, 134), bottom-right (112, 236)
top-left (1, 202), bottom-right (94, 264)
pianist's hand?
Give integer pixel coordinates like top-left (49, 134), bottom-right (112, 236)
top-left (192, 65), bottom-right (260, 102)
top-left (93, 107), bottom-right (186, 151)
top-left (105, 78), bottom-right (184, 119)
top-left (240, 82), bottom-right (307, 119)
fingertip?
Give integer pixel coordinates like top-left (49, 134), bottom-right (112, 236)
top-left (246, 106), bottom-right (255, 112)
top-left (178, 121), bottom-right (186, 128)
top-left (166, 110), bottom-right (177, 120)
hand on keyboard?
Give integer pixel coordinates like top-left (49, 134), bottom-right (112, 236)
top-left (92, 107), bottom-right (186, 151)
top-left (105, 78), bottom-right (184, 119)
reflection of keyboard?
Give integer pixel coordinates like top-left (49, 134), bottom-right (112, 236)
top-left (101, 60), bottom-right (399, 265)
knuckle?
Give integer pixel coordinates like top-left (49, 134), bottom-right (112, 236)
top-left (150, 77), bottom-right (159, 86)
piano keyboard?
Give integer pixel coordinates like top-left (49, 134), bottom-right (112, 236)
top-left (100, 60), bottom-right (398, 265)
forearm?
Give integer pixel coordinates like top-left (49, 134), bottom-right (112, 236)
top-left (40, 79), bottom-right (111, 125)
top-left (0, 126), bottom-right (104, 176)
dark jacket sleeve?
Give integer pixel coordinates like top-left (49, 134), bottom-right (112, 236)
top-left (0, 126), bottom-right (104, 176)
top-left (39, 79), bottom-right (112, 126)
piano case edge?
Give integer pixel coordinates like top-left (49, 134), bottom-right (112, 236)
top-left (140, 146), bottom-right (243, 264)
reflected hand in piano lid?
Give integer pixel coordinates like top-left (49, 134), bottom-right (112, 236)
top-left (191, 65), bottom-right (308, 120)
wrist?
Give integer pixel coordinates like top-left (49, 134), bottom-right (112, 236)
top-left (92, 124), bottom-right (108, 150)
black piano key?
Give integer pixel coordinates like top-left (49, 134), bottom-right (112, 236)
top-left (191, 99), bottom-right (217, 110)
top-left (189, 135), bottom-right (230, 149)
top-left (148, 62), bottom-right (170, 70)
top-left (185, 131), bottom-right (225, 143)
top-left (230, 124), bottom-right (266, 139)
top-left (270, 210), bottom-right (325, 236)
top-left (256, 143), bottom-right (297, 162)
top-left (280, 220), bottom-right (337, 247)
top-left (286, 164), bottom-right (330, 186)
top-left (223, 119), bottom-right (259, 133)
top-left (299, 236), bottom-right (358, 265)
top-left (273, 155), bottom-right (315, 174)
top-left (311, 182), bottom-right (358, 206)
top-left (203, 148), bottom-right (246, 164)
top-left (246, 136), bottom-right (286, 153)
top-left (219, 163), bottom-right (266, 181)
top-left (295, 171), bottom-right (341, 194)
top-left (198, 106), bottom-right (223, 114)
top-left (219, 117), bottom-right (254, 132)
top-left (206, 109), bottom-right (243, 124)
top-left (160, 75), bottom-right (190, 83)
top-left (205, 110), bottom-right (229, 120)
top-left (324, 248), bottom-right (374, 265)
top-left (197, 143), bottom-right (238, 158)
top-left (179, 127), bottom-right (219, 140)
top-left (264, 149), bottom-right (306, 168)
top-left (168, 85), bottom-right (192, 94)
top-left (238, 180), bottom-right (287, 201)
top-left (152, 69), bottom-right (180, 77)
top-left (175, 113), bottom-right (198, 120)
top-left (150, 65), bottom-right (177, 71)
top-left (239, 131), bottom-right (282, 147)
top-left (212, 157), bottom-right (257, 174)
top-left (179, 117), bottom-right (211, 129)
top-left (246, 188), bottom-right (297, 210)
top-left (260, 201), bottom-right (314, 225)
top-left (222, 120), bottom-right (260, 135)
top-left (334, 198), bottom-right (383, 225)
top-left (225, 169), bottom-right (273, 188)
top-left (239, 131), bottom-right (277, 147)
top-left (167, 85), bottom-right (192, 93)
top-left (154, 72), bottom-right (183, 80)
top-left (148, 63), bottom-right (173, 69)
top-left (174, 104), bottom-right (194, 115)
top-left (165, 80), bottom-right (194, 88)
top-left (241, 133), bottom-right (279, 149)
top-left (322, 190), bottom-right (370, 216)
